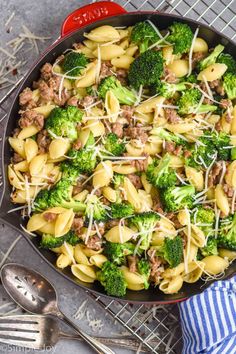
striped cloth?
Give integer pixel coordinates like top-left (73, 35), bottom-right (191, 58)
top-left (178, 276), bottom-right (236, 354)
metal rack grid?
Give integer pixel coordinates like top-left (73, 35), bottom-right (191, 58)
top-left (0, 0), bottom-right (235, 353)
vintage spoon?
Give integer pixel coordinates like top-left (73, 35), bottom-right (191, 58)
top-left (1, 263), bottom-right (115, 354)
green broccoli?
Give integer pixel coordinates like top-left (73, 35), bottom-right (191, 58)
top-left (104, 242), bottom-right (136, 265)
top-left (62, 51), bottom-right (88, 77)
top-left (200, 236), bottom-right (218, 257)
top-left (146, 154), bottom-right (177, 188)
top-left (98, 76), bottom-right (137, 105)
top-left (182, 73), bottom-right (198, 84)
top-left (159, 235), bottom-right (183, 268)
top-left (192, 206), bottom-right (215, 240)
top-left (161, 185), bottom-right (195, 212)
top-left (177, 88), bottom-right (217, 115)
top-left (112, 173), bottom-right (125, 189)
top-left (231, 147), bottom-right (236, 161)
top-left (206, 130), bottom-right (231, 161)
top-left (223, 73), bottom-right (236, 100)
top-left (167, 22), bottom-right (193, 54)
top-left (150, 81), bottom-right (187, 98)
top-left (103, 133), bottom-right (126, 156)
top-left (67, 148), bottom-right (97, 174)
top-left (218, 214), bottom-right (236, 251)
top-left (184, 135), bottom-right (217, 169)
top-left (97, 261), bottom-right (127, 297)
top-left (45, 106), bottom-right (83, 140)
top-left (217, 53), bottom-right (236, 74)
top-left (130, 21), bottom-right (159, 53)
top-left (40, 231), bottom-right (80, 249)
top-left (33, 179), bottom-right (85, 212)
top-left (151, 127), bottom-right (186, 146)
top-left (85, 194), bottom-right (107, 221)
top-left (137, 259), bottom-right (151, 289)
top-left (128, 50), bottom-right (164, 90)
top-left (198, 44), bottom-right (224, 71)
top-left (110, 203), bottom-right (134, 219)
top-left (129, 212), bottom-right (160, 250)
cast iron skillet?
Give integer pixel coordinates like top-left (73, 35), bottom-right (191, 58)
top-left (0, 1), bottom-right (235, 304)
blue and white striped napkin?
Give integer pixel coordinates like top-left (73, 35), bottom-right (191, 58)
top-left (178, 276), bottom-right (236, 354)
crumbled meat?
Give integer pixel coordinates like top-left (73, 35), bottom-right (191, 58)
top-left (38, 80), bottom-right (54, 101)
top-left (167, 214), bottom-right (183, 229)
top-left (72, 217), bottom-right (84, 235)
top-left (112, 122), bottom-right (123, 138)
top-left (165, 108), bottom-right (181, 124)
top-left (127, 174), bottom-right (143, 189)
top-left (40, 63), bottom-right (53, 81)
top-left (86, 235), bottom-right (102, 250)
top-left (125, 127), bottom-right (148, 144)
top-left (116, 69), bottom-right (127, 85)
top-left (37, 129), bottom-right (51, 154)
top-left (209, 79), bottom-right (225, 96)
top-left (48, 76), bottom-right (61, 91)
top-left (19, 88), bottom-right (33, 106)
top-left (173, 145), bottom-right (183, 156)
top-left (12, 128), bottom-right (20, 138)
top-left (94, 188), bottom-right (102, 197)
top-left (130, 156), bottom-right (148, 172)
top-left (73, 42), bottom-right (84, 50)
top-left (53, 89), bottom-right (71, 106)
top-left (12, 153), bottom-right (24, 164)
top-left (147, 251), bottom-right (162, 284)
top-left (100, 61), bottom-right (113, 79)
top-left (208, 161), bottom-right (222, 187)
top-left (72, 139), bottom-right (82, 150)
top-left (67, 96), bottom-right (78, 106)
top-left (43, 212), bottom-right (57, 222)
top-left (165, 141), bottom-right (176, 153)
top-left (192, 52), bottom-right (205, 67)
top-left (215, 121), bottom-right (222, 132)
top-left (19, 110), bottom-right (44, 130)
top-left (220, 99), bottom-right (231, 109)
top-left (223, 184), bottom-right (234, 198)
top-left (121, 105), bottom-right (135, 122)
top-left (152, 194), bottom-right (163, 214)
top-left (183, 150), bottom-right (192, 158)
top-left (80, 95), bottom-right (94, 107)
top-left (127, 255), bottom-right (138, 273)
top-left (163, 67), bottom-right (178, 83)
top-left (105, 219), bottom-right (120, 229)
top-left (72, 181), bottom-right (83, 196)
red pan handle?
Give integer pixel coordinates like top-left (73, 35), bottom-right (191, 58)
top-left (61, 1), bottom-right (127, 37)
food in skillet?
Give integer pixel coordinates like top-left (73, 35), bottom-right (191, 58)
top-left (8, 21), bottom-right (236, 297)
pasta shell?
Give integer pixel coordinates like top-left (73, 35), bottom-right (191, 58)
top-left (112, 164), bottom-right (137, 174)
top-left (11, 187), bottom-right (36, 204)
top-left (75, 62), bottom-right (96, 88)
top-left (29, 154), bottom-right (47, 176)
top-left (71, 264), bottom-right (96, 283)
top-left (55, 208), bottom-right (74, 237)
top-left (90, 254), bottom-right (107, 268)
top-left (197, 63), bottom-right (227, 81)
top-left (167, 60), bottom-right (189, 78)
top-left (123, 177), bottom-right (141, 210)
top-left (92, 161), bottom-right (113, 188)
top-left (8, 165), bottom-right (24, 190)
top-left (8, 137), bottom-right (25, 158)
top-left (215, 184), bottom-right (230, 216)
top-left (104, 225), bottom-right (135, 243)
top-left (111, 55), bottom-right (134, 69)
top-left (85, 119), bottom-right (105, 137)
top-left (159, 275), bottom-right (183, 294)
top-left (183, 261), bottom-right (205, 283)
top-left (93, 45), bottom-right (125, 60)
top-left (18, 125), bottom-right (40, 139)
top-left (14, 160), bottom-right (28, 172)
top-left (27, 213), bottom-right (47, 232)
top-left (102, 186), bottom-right (117, 202)
top-left (202, 255), bottom-right (229, 275)
top-left (74, 244), bottom-right (90, 265)
top-left (33, 104), bottom-right (56, 117)
top-left (84, 26), bottom-right (120, 43)
top-left (185, 166), bottom-right (204, 191)
top-left (136, 96), bottom-right (165, 114)
top-left (38, 222), bottom-right (55, 234)
top-left (105, 90), bottom-right (120, 123)
top-left (121, 266), bottom-right (145, 291)
top-left (56, 254), bottom-right (71, 269)
top-left (48, 138), bottom-right (70, 159)
top-left (25, 138), bottom-right (38, 162)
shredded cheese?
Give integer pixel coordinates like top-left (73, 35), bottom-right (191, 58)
top-left (188, 27), bottom-right (199, 77)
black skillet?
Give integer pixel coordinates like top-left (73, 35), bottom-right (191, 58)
top-left (0, 1), bottom-right (235, 304)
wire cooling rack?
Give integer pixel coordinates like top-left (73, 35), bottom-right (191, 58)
top-left (0, 1), bottom-right (235, 353)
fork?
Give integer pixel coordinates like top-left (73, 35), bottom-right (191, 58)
top-left (0, 315), bottom-right (149, 352)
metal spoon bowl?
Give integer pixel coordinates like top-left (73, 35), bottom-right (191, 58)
top-left (1, 263), bottom-right (115, 354)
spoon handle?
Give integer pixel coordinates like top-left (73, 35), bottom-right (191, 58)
top-left (57, 311), bottom-right (116, 354)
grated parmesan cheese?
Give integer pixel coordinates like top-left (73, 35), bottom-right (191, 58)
top-left (188, 27), bottom-right (199, 77)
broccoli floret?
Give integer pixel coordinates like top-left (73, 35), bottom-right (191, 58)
top-left (209, 131), bottom-right (231, 161)
top-left (167, 22), bottom-right (193, 54)
top-left (177, 88), bottom-right (217, 115)
top-left (218, 214), bottom-right (236, 251)
top-left (146, 154), bottom-right (177, 188)
top-left (45, 106), bottom-right (83, 140)
top-left (110, 203), bottom-right (134, 219)
top-left (103, 133), bottom-right (126, 156)
top-left (40, 231), bottom-right (80, 249)
top-left (86, 85), bottom-right (97, 96)
top-left (151, 127), bottom-right (186, 146)
top-left (161, 185), bottom-right (195, 212)
top-left (185, 134), bottom-right (217, 169)
top-left (198, 44), bottom-right (224, 71)
top-left (200, 236), bottom-right (218, 257)
top-left (67, 148), bottom-right (97, 174)
top-left (160, 235), bottom-right (183, 268)
top-left (193, 206), bottom-right (215, 240)
top-left (33, 179), bottom-right (86, 212)
top-left (112, 173), bottom-right (124, 189)
top-left (128, 50), bottom-right (164, 90)
top-left (137, 259), bottom-right (151, 289)
top-left (60, 162), bottom-right (80, 183)
top-left (62, 51), bottom-right (88, 77)
top-left (130, 21), bottom-right (159, 53)
top-left (97, 261), bottom-right (127, 297)
top-left (182, 73), bottom-right (198, 84)
top-left (104, 242), bottom-right (135, 265)
top-left (129, 212), bottom-right (160, 250)
top-left (85, 194), bottom-right (107, 221)
top-left (231, 147), bottom-right (236, 160)
top-left (223, 73), bottom-right (236, 100)
top-left (217, 53), bottom-right (236, 74)
top-left (98, 76), bottom-right (137, 105)
top-left (150, 81), bottom-right (186, 98)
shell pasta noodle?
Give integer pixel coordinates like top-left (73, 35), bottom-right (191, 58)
top-left (8, 19), bottom-right (236, 297)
